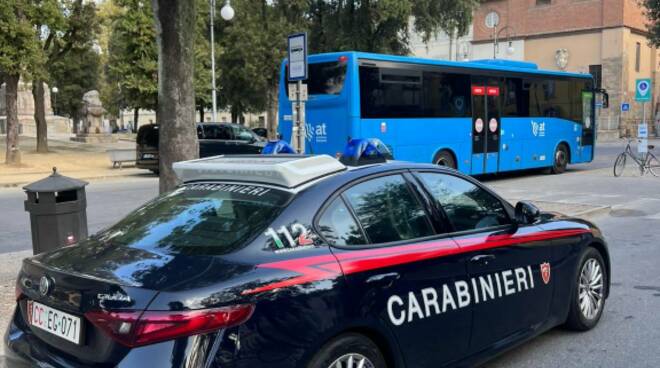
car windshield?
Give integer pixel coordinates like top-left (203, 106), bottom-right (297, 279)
top-left (94, 183), bottom-right (292, 254)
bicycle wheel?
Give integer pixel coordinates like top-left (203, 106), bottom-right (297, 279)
top-left (614, 153), bottom-right (627, 177)
top-left (647, 154), bottom-right (660, 177)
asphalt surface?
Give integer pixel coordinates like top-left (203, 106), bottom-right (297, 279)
top-left (0, 141), bottom-right (659, 367)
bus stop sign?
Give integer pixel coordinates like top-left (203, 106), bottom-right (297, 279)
top-left (287, 33), bottom-right (307, 81)
top-left (635, 78), bottom-right (652, 102)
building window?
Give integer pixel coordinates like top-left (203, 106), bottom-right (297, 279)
top-left (635, 42), bottom-right (641, 72)
top-left (589, 65), bottom-right (602, 89)
top-left (536, 0), bottom-right (551, 5)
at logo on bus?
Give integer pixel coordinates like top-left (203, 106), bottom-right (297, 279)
top-left (306, 123), bottom-right (327, 143)
top-left (531, 120), bottom-right (546, 137)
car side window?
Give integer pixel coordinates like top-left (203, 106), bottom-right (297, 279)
top-left (235, 126), bottom-right (255, 142)
top-left (343, 175), bottom-right (433, 244)
top-left (418, 173), bottom-right (510, 232)
top-left (317, 198), bottom-right (366, 246)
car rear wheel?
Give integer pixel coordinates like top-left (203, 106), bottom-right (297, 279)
top-left (307, 333), bottom-right (387, 368)
top-left (565, 247), bottom-right (607, 331)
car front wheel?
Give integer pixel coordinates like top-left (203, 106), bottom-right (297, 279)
top-left (307, 333), bottom-right (387, 368)
top-left (565, 247), bottom-right (607, 331)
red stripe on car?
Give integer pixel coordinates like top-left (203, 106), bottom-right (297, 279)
top-left (242, 228), bottom-right (589, 295)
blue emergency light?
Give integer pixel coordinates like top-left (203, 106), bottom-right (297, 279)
top-left (262, 140), bottom-right (297, 154)
top-left (339, 138), bottom-right (393, 166)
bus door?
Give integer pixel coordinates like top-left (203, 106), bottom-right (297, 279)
top-left (581, 89), bottom-right (596, 161)
top-left (471, 79), bottom-right (502, 174)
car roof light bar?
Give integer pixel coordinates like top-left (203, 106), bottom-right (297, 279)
top-left (173, 155), bottom-right (347, 189)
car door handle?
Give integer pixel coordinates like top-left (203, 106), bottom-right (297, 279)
top-left (366, 272), bottom-right (400, 287)
top-left (470, 254), bottom-right (496, 265)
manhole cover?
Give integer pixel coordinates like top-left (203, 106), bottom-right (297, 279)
top-left (610, 209), bottom-right (646, 217)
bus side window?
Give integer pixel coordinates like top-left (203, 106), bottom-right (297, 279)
top-left (502, 78), bottom-right (530, 117)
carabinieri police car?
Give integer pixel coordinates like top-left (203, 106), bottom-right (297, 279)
top-left (6, 140), bottom-right (609, 368)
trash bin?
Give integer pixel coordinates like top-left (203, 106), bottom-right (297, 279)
top-left (23, 167), bottom-right (89, 254)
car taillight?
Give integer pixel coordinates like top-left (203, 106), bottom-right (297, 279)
top-left (85, 304), bottom-right (255, 347)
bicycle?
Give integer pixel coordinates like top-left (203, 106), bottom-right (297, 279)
top-left (613, 137), bottom-right (660, 177)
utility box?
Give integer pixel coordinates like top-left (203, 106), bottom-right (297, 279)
top-left (23, 168), bottom-right (89, 255)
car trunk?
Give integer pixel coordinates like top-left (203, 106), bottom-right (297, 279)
top-left (14, 240), bottom-right (224, 365)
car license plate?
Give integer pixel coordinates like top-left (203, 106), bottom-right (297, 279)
top-left (143, 153), bottom-right (155, 159)
top-left (28, 300), bottom-right (81, 344)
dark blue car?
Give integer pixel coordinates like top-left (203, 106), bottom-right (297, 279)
top-left (5, 153), bottom-right (609, 368)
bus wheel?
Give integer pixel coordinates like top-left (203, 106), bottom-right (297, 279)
top-left (435, 150), bottom-right (456, 169)
top-left (551, 144), bottom-right (569, 174)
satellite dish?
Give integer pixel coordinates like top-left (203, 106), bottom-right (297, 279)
top-left (485, 11), bottom-right (500, 29)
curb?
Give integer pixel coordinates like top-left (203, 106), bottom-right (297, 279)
top-left (1, 171), bottom-right (154, 188)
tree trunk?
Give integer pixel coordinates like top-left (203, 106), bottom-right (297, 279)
top-left (199, 107), bottom-right (204, 122)
top-left (33, 80), bottom-right (49, 153)
top-left (4, 74), bottom-right (21, 165)
top-left (133, 108), bottom-right (139, 132)
top-left (266, 84), bottom-right (278, 139)
top-left (152, 0), bottom-right (198, 193)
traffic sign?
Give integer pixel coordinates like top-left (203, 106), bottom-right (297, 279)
top-left (635, 78), bottom-right (652, 102)
top-left (287, 33), bottom-right (307, 81)
top-left (621, 103), bottom-right (630, 112)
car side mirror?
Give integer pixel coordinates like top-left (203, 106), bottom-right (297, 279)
top-left (515, 201), bottom-right (541, 225)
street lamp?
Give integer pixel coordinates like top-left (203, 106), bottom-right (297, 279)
top-left (210, 0), bottom-right (234, 123)
top-left (51, 86), bottom-right (59, 115)
top-left (492, 25), bottom-right (516, 59)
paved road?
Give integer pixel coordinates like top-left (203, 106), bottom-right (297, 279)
top-left (1, 141), bottom-right (659, 367)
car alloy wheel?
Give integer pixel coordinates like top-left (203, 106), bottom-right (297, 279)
top-left (578, 258), bottom-right (604, 320)
top-left (328, 353), bottom-right (376, 368)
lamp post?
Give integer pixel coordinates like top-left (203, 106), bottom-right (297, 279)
top-left (493, 25), bottom-right (516, 59)
top-left (51, 87), bottom-right (59, 115)
top-left (210, 0), bottom-right (234, 123)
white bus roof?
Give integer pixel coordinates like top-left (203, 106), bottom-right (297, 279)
top-left (173, 155), bottom-right (347, 189)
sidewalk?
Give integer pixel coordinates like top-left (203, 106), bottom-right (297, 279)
top-left (0, 136), bottom-right (151, 187)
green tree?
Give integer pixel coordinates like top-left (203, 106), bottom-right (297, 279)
top-left (194, 0), bottom-right (213, 122)
top-left (217, 0), bottom-right (303, 133)
top-left (30, 0), bottom-right (99, 152)
top-left (0, 0), bottom-right (43, 164)
top-left (643, 0), bottom-right (660, 47)
top-left (107, 0), bottom-right (158, 131)
top-left (307, 0), bottom-right (478, 55)
top-left (49, 47), bottom-right (101, 125)
top-left (97, 0), bottom-right (123, 129)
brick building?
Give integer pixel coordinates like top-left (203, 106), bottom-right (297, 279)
top-left (471, 0), bottom-right (659, 139)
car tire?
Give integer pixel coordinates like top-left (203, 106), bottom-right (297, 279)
top-left (435, 150), bottom-right (456, 170)
top-left (564, 247), bottom-right (607, 331)
top-left (307, 333), bottom-right (387, 368)
top-left (550, 144), bottom-right (569, 174)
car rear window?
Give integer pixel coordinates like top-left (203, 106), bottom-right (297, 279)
top-left (95, 183), bottom-right (292, 254)
top-left (137, 125), bottom-right (158, 148)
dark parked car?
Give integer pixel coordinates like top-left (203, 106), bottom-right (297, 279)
top-left (136, 122), bottom-right (266, 173)
top-left (6, 151), bottom-right (609, 368)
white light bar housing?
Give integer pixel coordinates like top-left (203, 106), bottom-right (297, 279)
top-left (173, 155), bottom-right (347, 189)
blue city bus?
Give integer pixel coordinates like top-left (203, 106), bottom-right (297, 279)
top-left (278, 51), bottom-right (603, 175)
